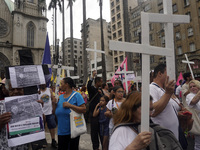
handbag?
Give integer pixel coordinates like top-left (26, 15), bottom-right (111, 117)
top-left (67, 92), bottom-right (87, 138)
top-left (173, 99), bottom-right (194, 132)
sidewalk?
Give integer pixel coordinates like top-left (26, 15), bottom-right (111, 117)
top-left (45, 123), bottom-right (93, 150)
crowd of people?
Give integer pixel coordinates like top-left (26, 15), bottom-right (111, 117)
top-left (1, 63), bottom-right (200, 150)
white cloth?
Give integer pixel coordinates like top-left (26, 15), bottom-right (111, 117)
top-left (109, 126), bottom-right (137, 150)
top-left (106, 99), bottom-right (123, 129)
top-left (186, 93), bottom-right (200, 118)
top-left (181, 83), bottom-right (189, 106)
top-left (39, 88), bottom-right (52, 115)
top-left (150, 82), bottom-right (179, 139)
top-left (186, 93), bottom-right (200, 150)
top-left (175, 85), bottom-right (182, 97)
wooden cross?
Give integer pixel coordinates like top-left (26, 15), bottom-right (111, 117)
top-left (109, 0), bottom-right (189, 132)
top-left (48, 64), bottom-right (79, 99)
top-left (182, 54), bottom-right (195, 79)
top-left (115, 64), bottom-right (134, 95)
top-left (86, 41), bottom-right (105, 75)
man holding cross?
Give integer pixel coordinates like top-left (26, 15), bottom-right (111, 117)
top-left (150, 64), bottom-right (180, 140)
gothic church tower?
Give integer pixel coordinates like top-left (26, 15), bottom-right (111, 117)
top-left (0, 0), bottom-right (48, 78)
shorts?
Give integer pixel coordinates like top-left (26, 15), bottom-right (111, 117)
top-left (100, 123), bottom-right (109, 136)
top-left (45, 114), bottom-right (56, 129)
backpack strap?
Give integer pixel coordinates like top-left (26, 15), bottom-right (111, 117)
top-left (111, 122), bottom-right (139, 135)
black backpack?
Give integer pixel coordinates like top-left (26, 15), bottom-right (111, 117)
top-left (112, 122), bottom-right (183, 150)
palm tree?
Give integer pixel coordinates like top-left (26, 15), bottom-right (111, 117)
top-left (123, 0), bottom-right (133, 71)
top-left (82, 0), bottom-right (88, 83)
top-left (48, 0), bottom-right (62, 65)
top-left (98, 0), bottom-right (107, 82)
top-left (67, 0), bottom-right (76, 75)
top-left (62, 0), bottom-right (65, 65)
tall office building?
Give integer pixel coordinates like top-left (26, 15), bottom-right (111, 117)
top-left (129, 0), bottom-right (200, 79)
top-left (110, 0), bottom-right (138, 72)
top-left (63, 38), bottom-right (83, 83)
top-left (81, 18), bottom-right (114, 80)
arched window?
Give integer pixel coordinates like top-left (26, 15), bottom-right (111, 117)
top-left (27, 22), bottom-right (34, 47)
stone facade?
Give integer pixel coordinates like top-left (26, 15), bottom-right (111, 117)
top-left (0, 0), bottom-right (47, 78)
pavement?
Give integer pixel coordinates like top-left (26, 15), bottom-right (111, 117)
top-left (44, 123), bottom-right (93, 150)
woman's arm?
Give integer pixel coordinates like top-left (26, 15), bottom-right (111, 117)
top-left (93, 103), bottom-right (100, 117)
top-left (104, 108), bottom-right (112, 118)
top-left (63, 102), bottom-right (86, 114)
top-left (190, 91), bottom-right (200, 105)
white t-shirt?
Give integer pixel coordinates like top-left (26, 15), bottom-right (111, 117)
top-left (150, 82), bottom-right (179, 139)
top-left (39, 88), bottom-right (52, 115)
top-left (106, 99), bottom-right (123, 129)
top-left (109, 126), bottom-right (137, 150)
top-left (186, 93), bottom-right (200, 118)
top-left (181, 83), bottom-right (189, 106)
top-left (175, 85), bottom-right (182, 97)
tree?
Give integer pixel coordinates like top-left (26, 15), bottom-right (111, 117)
top-left (82, 0), bottom-right (88, 83)
top-left (67, 0), bottom-right (76, 75)
top-left (98, 0), bottom-right (107, 82)
top-left (48, 0), bottom-right (62, 65)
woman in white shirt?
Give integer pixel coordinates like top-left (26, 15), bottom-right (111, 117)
top-left (186, 80), bottom-right (200, 150)
top-left (109, 92), bottom-right (152, 150)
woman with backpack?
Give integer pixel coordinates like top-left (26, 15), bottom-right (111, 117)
top-left (109, 92), bottom-right (182, 150)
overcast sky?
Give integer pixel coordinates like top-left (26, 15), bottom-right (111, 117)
top-left (46, 0), bottom-right (111, 46)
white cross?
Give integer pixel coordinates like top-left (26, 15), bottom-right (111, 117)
top-left (48, 64), bottom-right (79, 99)
top-left (115, 64), bottom-right (134, 95)
top-left (86, 41), bottom-right (105, 75)
top-left (109, 0), bottom-right (189, 132)
top-left (182, 54), bottom-right (194, 79)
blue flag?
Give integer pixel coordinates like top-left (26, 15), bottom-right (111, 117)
top-left (42, 33), bottom-right (52, 86)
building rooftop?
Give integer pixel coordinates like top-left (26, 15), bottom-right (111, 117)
top-left (4, 0), bottom-right (14, 12)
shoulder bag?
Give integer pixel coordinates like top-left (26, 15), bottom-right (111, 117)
top-left (67, 92), bottom-right (87, 138)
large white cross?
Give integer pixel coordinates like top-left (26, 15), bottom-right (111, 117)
top-left (86, 41), bottom-right (105, 75)
top-left (48, 64), bottom-right (79, 99)
top-left (115, 64), bottom-right (134, 95)
top-left (109, 0), bottom-right (189, 132)
top-left (182, 54), bottom-right (195, 79)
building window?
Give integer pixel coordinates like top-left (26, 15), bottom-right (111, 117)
top-left (188, 27), bottom-right (193, 37)
top-left (80, 51), bottom-right (82, 54)
top-left (198, 8), bottom-right (200, 16)
top-left (113, 33), bottom-right (116, 39)
top-left (114, 57), bottom-right (118, 63)
top-left (149, 23), bottom-right (153, 31)
top-left (177, 46), bottom-right (182, 55)
top-left (80, 42), bottom-right (82, 45)
top-left (118, 30), bottom-right (122, 36)
top-left (116, 0), bottom-right (119, 4)
top-left (120, 55), bottom-right (123, 62)
top-left (117, 13), bottom-right (121, 20)
top-left (27, 22), bottom-right (34, 47)
top-left (161, 36), bottom-right (165, 44)
top-left (150, 34), bottom-right (153, 42)
top-left (159, 9), bottom-right (163, 14)
top-left (186, 12), bottom-right (191, 20)
top-left (150, 56), bottom-right (154, 63)
top-left (117, 21), bottom-right (121, 28)
top-left (173, 4), bottom-right (178, 13)
top-left (74, 45), bottom-right (77, 48)
top-left (28, 0), bottom-right (34, 3)
top-left (158, 0), bottom-right (162, 5)
top-left (119, 38), bottom-right (122, 41)
top-left (112, 17), bottom-right (115, 23)
top-left (116, 5), bottom-right (120, 12)
top-left (68, 50), bottom-right (70, 53)
top-left (175, 32), bottom-right (181, 40)
top-left (184, 0), bottom-right (189, 7)
top-left (111, 9), bottom-right (115, 16)
top-left (68, 45), bottom-right (70, 48)
top-left (190, 43), bottom-right (195, 52)
top-left (74, 50), bottom-right (77, 53)
top-left (115, 66), bottom-right (118, 71)
top-left (112, 24), bottom-right (116, 31)
top-left (111, 1), bottom-right (114, 8)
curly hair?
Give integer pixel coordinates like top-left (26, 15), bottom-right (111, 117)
top-left (189, 80), bottom-right (200, 90)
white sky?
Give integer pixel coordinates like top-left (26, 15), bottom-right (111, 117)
top-left (46, 0), bottom-right (111, 45)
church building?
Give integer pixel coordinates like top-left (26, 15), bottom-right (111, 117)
top-left (0, 0), bottom-right (48, 78)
